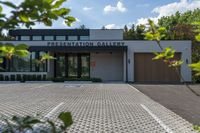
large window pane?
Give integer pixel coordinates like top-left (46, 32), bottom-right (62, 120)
top-left (21, 36), bottom-right (30, 41)
top-left (31, 52), bottom-right (47, 72)
top-left (9, 56), bottom-right (30, 72)
top-left (31, 52), bottom-right (37, 72)
top-left (33, 36), bottom-right (42, 41)
top-left (56, 36), bottom-right (66, 41)
top-left (39, 52), bottom-right (47, 72)
top-left (68, 36), bottom-right (78, 41)
top-left (44, 36), bottom-right (54, 41)
top-left (81, 55), bottom-right (90, 78)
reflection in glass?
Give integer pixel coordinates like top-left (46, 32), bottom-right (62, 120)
top-left (81, 55), bottom-right (90, 78)
top-left (56, 55), bottom-right (66, 77)
top-left (68, 55), bottom-right (78, 78)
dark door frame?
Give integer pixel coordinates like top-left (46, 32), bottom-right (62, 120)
top-left (54, 53), bottom-right (90, 79)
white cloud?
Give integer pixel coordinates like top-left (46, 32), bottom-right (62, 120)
top-left (83, 6), bottom-right (93, 11)
top-left (104, 1), bottom-right (127, 14)
top-left (136, 0), bottom-right (200, 25)
top-left (136, 17), bottom-right (158, 25)
top-left (105, 24), bottom-right (120, 29)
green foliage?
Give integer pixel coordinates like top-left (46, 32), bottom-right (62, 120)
top-left (145, 19), bottom-right (184, 70)
top-left (196, 34), bottom-right (200, 41)
top-left (0, 0), bottom-right (75, 30)
top-left (123, 24), bottom-right (145, 40)
top-left (145, 19), bottom-right (167, 41)
top-left (1, 112), bottom-right (73, 133)
top-left (40, 53), bottom-right (56, 63)
top-left (158, 9), bottom-right (200, 30)
top-left (0, 44), bottom-right (29, 60)
top-left (0, 57), bottom-right (3, 63)
top-left (194, 125), bottom-right (200, 132)
top-left (91, 78), bottom-right (102, 82)
top-left (153, 47), bottom-right (175, 60)
top-left (58, 112), bottom-right (73, 130)
top-left (189, 62), bottom-right (200, 76)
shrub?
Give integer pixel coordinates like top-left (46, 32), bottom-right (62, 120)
top-left (32, 75), bottom-right (37, 81)
top-left (91, 77), bottom-right (102, 82)
top-left (0, 74), bottom-right (4, 81)
top-left (21, 75), bottom-right (26, 82)
top-left (10, 75), bottom-right (15, 81)
top-left (36, 75), bottom-right (42, 81)
top-left (193, 76), bottom-right (200, 83)
top-left (53, 77), bottom-right (65, 82)
top-left (1, 112), bottom-right (73, 132)
top-left (5, 75), bottom-right (9, 81)
top-left (46, 76), bottom-right (53, 81)
top-left (16, 74), bottom-right (22, 81)
top-left (43, 74), bottom-right (47, 81)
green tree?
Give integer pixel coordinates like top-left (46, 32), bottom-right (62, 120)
top-left (135, 24), bottom-right (145, 40)
top-left (123, 24), bottom-right (137, 40)
top-left (0, 0), bottom-right (75, 68)
top-left (78, 24), bottom-right (88, 29)
top-left (145, 19), bottom-right (200, 96)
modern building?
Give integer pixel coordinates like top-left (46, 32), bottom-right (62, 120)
top-left (0, 29), bottom-right (192, 83)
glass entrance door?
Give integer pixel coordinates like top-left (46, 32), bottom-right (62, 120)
top-left (55, 53), bottom-right (90, 79)
top-left (55, 53), bottom-right (66, 77)
top-left (68, 54), bottom-right (78, 78)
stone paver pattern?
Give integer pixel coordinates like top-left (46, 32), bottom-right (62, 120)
top-left (0, 83), bottom-right (196, 133)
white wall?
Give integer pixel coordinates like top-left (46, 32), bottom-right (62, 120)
top-left (125, 41), bottom-right (192, 82)
top-left (90, 52), bottom-right (123, 81)
top-left (90, 29), bottom-right (123, 40)
top-left (0, 40), bottom-right (192, 82)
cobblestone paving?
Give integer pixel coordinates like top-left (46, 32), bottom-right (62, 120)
top-left (0, 83), bottom-right (196, 133)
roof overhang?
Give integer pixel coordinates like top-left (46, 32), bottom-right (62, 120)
top-left (29, 46), bottom-right (127, 52)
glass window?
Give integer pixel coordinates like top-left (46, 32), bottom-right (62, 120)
top-left (44, 36), bottom-right (54, 41)
top-left (15, 36), bottom-right (19, 41)
top-left (68, 36), bottom-right (78, 41)
top-left (80, 36), bottom-right (89, 40)
top-left (32, 36), bottom-right (42, 41)
top-left (21, 36), bottom-right (30, 41)
top-left (39, 52), bottom-right (47, 72)
top-left (9, 56), bottom-right (31, 72)
top-left (56, 36), bottom-right (66, 41)
top-left (31, 52), bottom-right (47, 72)
top-left (31, 52), bottom-right (37, 72)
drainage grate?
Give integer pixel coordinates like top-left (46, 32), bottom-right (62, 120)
top-left (64, 84), bottom-right (82, 88)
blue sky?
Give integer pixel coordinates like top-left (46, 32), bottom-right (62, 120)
top-left (4, 0), bottom-right (200, 29)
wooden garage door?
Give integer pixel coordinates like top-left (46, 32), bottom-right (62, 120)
top-left (134, 53), bottom-right (181, 83)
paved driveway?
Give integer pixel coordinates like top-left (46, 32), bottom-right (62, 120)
top-left (133, 84), bottom-right (200, 125)
top-left (0, 83), bottom-right (196, 132)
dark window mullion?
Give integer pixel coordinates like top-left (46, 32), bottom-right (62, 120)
top-left (77, 54), bottom-right (82, 78)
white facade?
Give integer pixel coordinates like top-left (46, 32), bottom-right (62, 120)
top-left (0, 29), bottom-right (192, 82)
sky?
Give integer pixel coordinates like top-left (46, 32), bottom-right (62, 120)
top-left (3, 0), bottom-right (200, 29)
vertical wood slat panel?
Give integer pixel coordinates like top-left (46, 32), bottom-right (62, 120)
top-left (134, 53), bottom-right (181, 83)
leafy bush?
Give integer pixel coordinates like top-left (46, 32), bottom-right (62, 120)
top-left (1, 112), bottom-right (73, 133)
top-left (194, 125), bottom-right (200, 132)
top-left (4, 75), bottom-right (9, 81)
top-left (10, 75), bottom-right (15, 81)
top-left (0, 74), bottom-right (4, 81)
top-left (21, 75), bottom-right (26, 82)
top-left (91, 78), bottom-right (102, 82)
top-left (193, 76), bottom-right (200, 83)
top-left (32, 75), bottom-right (37, 81)
top-left (37, 75), bottom-right (42, 81)
top-left (16, 74), bottom-right (22, 81)
top-left (43, 75), bottom-right (47, 81)
top-left (53, 77), bottom-right (65, 82)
